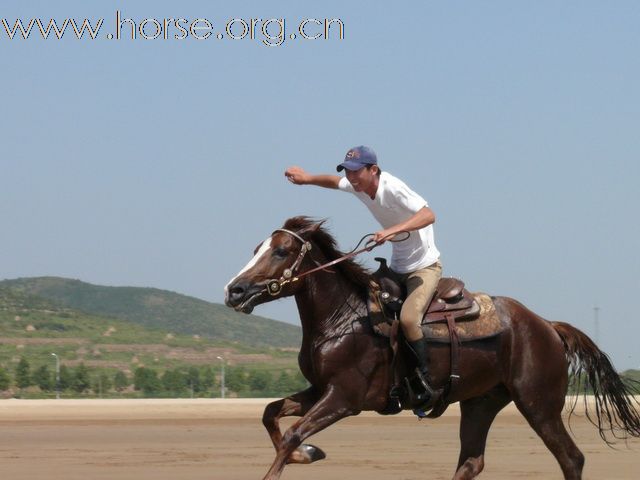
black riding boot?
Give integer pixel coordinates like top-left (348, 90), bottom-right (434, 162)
top-left (408, 337), bottom-right (435, 404)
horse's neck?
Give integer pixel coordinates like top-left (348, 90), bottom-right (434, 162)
top-left (294, 273), bottom-right (367, 339)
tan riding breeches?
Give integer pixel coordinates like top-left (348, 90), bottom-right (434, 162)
top-left (396, 261), bottom-right (442, 342)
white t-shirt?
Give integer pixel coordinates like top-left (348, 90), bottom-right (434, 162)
top-left (338, 171), bottom-right (440, 274)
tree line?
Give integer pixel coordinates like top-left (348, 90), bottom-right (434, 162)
top-left (0, 357), bottom-right (308, 398)
top-left (133, 364), bottom-right (307, 397)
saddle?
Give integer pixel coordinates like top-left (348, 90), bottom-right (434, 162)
top-left (371, 258), bottom-right (480, 328)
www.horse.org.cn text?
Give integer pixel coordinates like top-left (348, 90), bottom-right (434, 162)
top-left (0, 11), bottom-right (345, 47)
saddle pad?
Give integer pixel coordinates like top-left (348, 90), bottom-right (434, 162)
top-left (423, 293), bottom-right (504, 343)
top-left (369, 288), bottom-right (504, 343)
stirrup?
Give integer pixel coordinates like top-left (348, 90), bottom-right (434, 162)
top-left (409, 368), bottom-right (435, 405)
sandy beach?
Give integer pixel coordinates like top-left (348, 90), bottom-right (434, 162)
top-left (0, 398), bottom-right (638, 479)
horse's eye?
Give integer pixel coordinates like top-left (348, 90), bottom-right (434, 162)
top-left (273, 248), bottom-right (288, 259)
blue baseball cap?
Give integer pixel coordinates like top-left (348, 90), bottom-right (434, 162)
top-left (336, 146), bottom-right (378, 172)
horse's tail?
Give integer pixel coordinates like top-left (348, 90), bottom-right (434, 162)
top-left (551, 321), bottom-right (640, 443)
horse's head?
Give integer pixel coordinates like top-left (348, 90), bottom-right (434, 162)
top-left (224, 218), bottom-right (323, 314)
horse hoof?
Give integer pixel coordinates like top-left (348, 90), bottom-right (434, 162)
top-left (287, 444), bottom-right (326, 464)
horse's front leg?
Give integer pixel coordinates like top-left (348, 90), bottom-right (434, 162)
top-left (262, 385), bottom-right (356, 480)
top-left (262, 387), bottom-right (325, 464)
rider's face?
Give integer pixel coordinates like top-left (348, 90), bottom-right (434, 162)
top-left (345, 166), bottom-right (378, 194)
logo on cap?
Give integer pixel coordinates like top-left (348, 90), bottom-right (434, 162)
top-left (336, 145), bottom-right (377, 172)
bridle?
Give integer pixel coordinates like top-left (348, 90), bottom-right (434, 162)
top-left (264, 228), bottom-right (314, 296)
top-left (262, 228), bottom-right (408, 297)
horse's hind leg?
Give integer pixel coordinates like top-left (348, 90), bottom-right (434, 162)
top-left (262, 387), bottom-right (326, 464)
top-left (508, 312), bottom-right (585, 479)
top-left (514, 397), bottom-right (584, 480)
top-left (453, 387), bottom-right (512, 480)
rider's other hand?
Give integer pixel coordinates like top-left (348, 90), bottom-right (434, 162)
top-left (285, 166), bottom-right (307, 185)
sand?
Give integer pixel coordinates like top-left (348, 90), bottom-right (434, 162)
top-left (0, 398), bottom-right (638, 479)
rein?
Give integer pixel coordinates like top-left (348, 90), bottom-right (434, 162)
top-left (264, 229), bottom-right (409, 296)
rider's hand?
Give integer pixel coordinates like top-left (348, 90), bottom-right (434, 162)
top-left (373, 229), bottom-right (396, 244)
top-left (285, 166), bottom-right (309, 185)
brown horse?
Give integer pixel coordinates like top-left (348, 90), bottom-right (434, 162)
top-left (224, 216), bottom-right (640, 480)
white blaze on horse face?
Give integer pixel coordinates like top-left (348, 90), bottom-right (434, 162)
top-left (224, 237), bottom-right (272, 301)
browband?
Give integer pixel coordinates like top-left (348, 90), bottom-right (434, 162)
top-left (273, 228), bottom-right (307, 245)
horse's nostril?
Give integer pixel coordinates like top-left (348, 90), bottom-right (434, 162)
top-left (230, 286), bottom-right (245, 296)
top-left (227, 284), bottom-right (246, 305)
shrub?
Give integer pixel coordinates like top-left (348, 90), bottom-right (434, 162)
top-left (0, 367), bottom-right (10, 390)
top-left (33, 365), bottom-right (53, 391)
top-left (15, 357), bottom-right (32, 389)
top-left (114, 370), bottom-right (130, 391)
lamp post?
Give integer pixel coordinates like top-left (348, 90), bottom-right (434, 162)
top-left (216, 356), bottom-right (225, 399)
top-left (50, 353), bottom-right (60, 399)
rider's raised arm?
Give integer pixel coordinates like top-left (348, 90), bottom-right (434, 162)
top-left (284, 166), bottom-right (340, 189)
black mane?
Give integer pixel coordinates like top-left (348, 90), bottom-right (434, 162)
top-left (282, 216), bottom-right (371, 297)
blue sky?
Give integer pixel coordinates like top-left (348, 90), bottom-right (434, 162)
top-left (1, 1), bottom-right (639, 369)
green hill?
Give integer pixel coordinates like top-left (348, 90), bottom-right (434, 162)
top-left (0, 277), bottom-right (301, 348)
top-left (0, 285), bottom-right (304, 398)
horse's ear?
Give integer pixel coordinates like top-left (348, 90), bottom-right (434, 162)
top-left (297, 220), bottom-right (326, 238)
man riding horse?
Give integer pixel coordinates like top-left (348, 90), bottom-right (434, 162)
top-left (225, 213), bottom-right (640, 480)
top-left (285, 145), bottom-right (441, 405)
